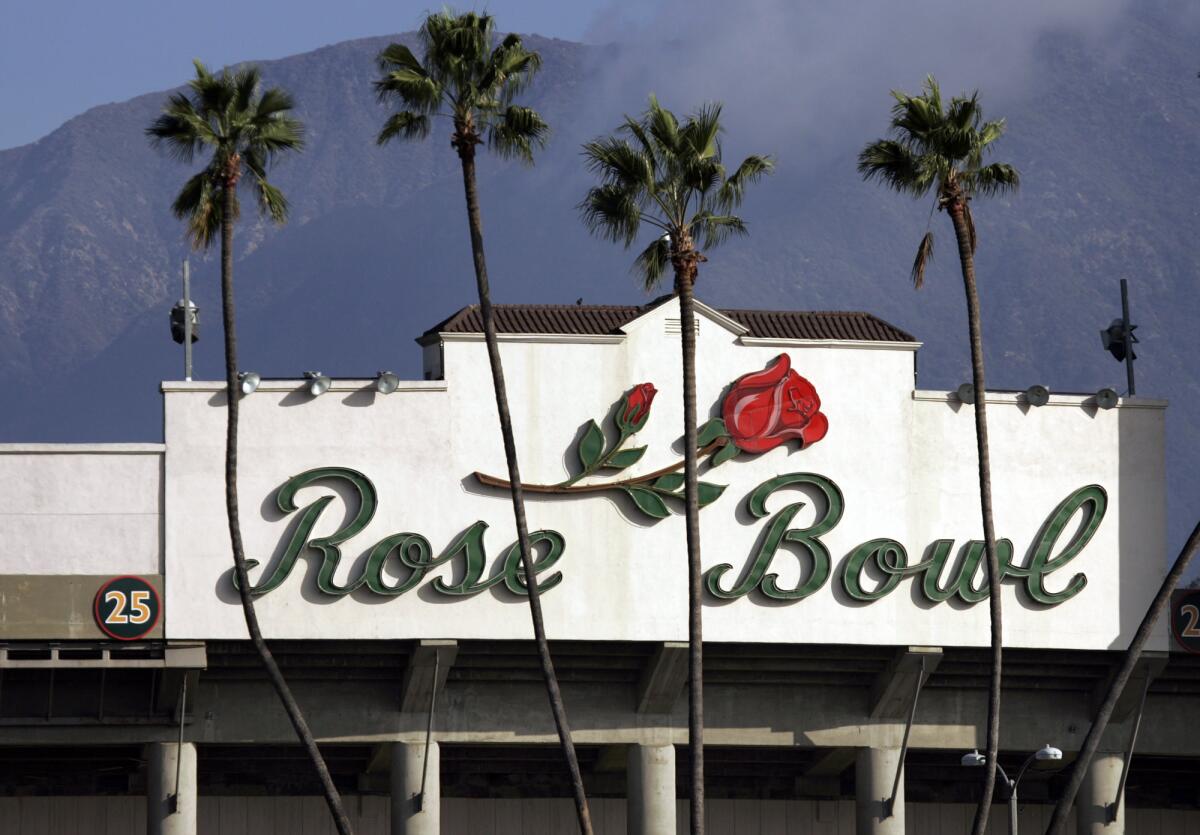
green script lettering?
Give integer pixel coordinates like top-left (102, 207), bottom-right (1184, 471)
top-left (243, 467), bottom-right (563, 598)
top-left (705, 473), bottom-right (842, 600)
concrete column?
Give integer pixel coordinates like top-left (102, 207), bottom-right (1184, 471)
top-left (855, 747), bottom-right (904, 835)
top-left (627, 744), bottom-right (675, 835)
top-left (392, 741), bottom-right (439, 835)
top-left (146, 742), bottom-right (197, 835)
top-left (1076, 752), bottom-right (1125, 834)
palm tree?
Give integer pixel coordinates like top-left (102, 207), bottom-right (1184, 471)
top-left (372, 13), bottom-right (594, 833)
top-left (580, 96), bottom-right (773, 834)
top-left (858, 75), bottom-right (1018, 835)
top-left (147, 62), bottom-right (353, 835)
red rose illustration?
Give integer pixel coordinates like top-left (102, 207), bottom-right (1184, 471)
top-left (618, 383), bottom-right (657, 433)
top-left (722, 355), bottom-right (828, 453)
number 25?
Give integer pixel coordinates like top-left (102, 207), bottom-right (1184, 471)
top-left (105, 590), bottom-right (152, 625)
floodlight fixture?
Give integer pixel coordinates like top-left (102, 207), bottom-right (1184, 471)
top-left (1035, 745), bottom-right (1062, 762)
top-left (169, 299), bottom-right (199, 345)
top-left (375, 371), bottom-right (400, 394)
top-left (1096, 388), bottom-right (1119, 410)
top-left (304, 371), bottom-right (331, 397)
top-left (956, 383), bottom-right (976, 405)
top-left (1025, 385), bottom-right (1050, 407)
top-left (961, 750), bottom-right (986, 767)
top-left (238, 372), bottom-right (260, 396)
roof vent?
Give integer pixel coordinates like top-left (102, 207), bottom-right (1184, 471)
top-left (665, 318), bottom-right (699, 335)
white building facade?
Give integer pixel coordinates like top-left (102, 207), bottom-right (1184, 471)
top-left (0, 296), bottom-right (1195, 834)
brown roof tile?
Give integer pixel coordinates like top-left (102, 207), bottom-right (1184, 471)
top-left (419, 299), bottom-right (915, 344)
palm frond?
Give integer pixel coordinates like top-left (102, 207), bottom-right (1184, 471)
top-left (488, 105), bottom-right (548, 162)
top-left (480, 35), bottom-right (542, 99)
top-left (232, 66), bottom-right (260, 116)
top-left (376, 42), bottom-right (425, 74)
top-left (634, 234), bottom-right (671, 291)
top-left (681, 102), bottom-right (722, 160)
top-left (254, 87), bottom-right (296, 120)
top-left (858, 140), bottom-right (932, 197)
top-left (967, 162), bottom-right (1020, 197)
top-left (250, 116), bottom-right (305, 157)
top-left (253, 177), bottom-right (289, 225)
top-left (171, 171), bottom-right (221, 250)
top-left (716, 154), bottom-right (773, 212)
top-left (579, 183), bottom-right (642, 246)
top-left (693, 212), bottom-right (747, 249)
top-left (374, 67), bottom-right (442, 110)
top-left (376, 112), bottom-right (431, 145)
top-left (911, 230), bottom-right (935, 288)
top-left (644, 95), bottom-right (680, 156)
top-left (581, 137), bottom-right (654, 192)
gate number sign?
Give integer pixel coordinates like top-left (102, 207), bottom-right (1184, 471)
top-left (1172, 589), bottom-right (1200, 655)
top-left (94, 576), bottom-right (161, 641)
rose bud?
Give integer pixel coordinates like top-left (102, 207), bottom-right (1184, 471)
top-left (722, 355), bottom-right (828, 454)
top-left (618, 383), bottom-right (657, 434)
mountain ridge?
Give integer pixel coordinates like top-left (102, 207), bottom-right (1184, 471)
top-left (1, 12), bottom-right (1198, 552)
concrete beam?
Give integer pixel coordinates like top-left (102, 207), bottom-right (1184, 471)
top-left (594, 744), bottom-right (628, 772)
top-left (805, 747), bottom-right (857, 777)
top-left (636, 642), bottom-right (688, 714)
top-left (870, 647), bottom-right (942, 720)
top-left (399, 640), bottom-right (457, 715)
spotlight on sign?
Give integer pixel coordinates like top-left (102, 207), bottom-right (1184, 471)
top-left (375, 371), bottom-right (400, 395)
top-left (1096, 388), bottom-right (1119, 410)
top-left (238, 371), bottom-right (260, 396)
top-left (304, 371), bottom-right (331, 397)
top-left (956, 383), bottom-right (976, 405)
top-left (1025, 385), bottom-right (1050, 407)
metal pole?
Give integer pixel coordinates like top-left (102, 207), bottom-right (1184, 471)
top-left (182, 260), bottom-right (193, 381)
top-left (1108, 673), bottom-right (1150, 823)
top-left (168, 675), bottom-right (187, 814)
top-left (1008, 781), bottom-right (1018, 835)
top-left (883, 657), bottom-right (926, 817)
top-left (1120, 279), bottom-right (1134, 396)
top-left (415, 651), bottom-right (440, 812)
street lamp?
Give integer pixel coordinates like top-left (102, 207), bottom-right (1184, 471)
top-left (961, 744), bottom-right (1062, 834)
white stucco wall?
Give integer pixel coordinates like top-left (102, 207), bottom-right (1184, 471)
top-left (0, 445), bottom-right (162, 576)
top-left (145, 298), bottom-right (1166, 649)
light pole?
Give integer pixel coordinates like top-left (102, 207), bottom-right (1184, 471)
top-left (962, 744), bottom-right (1062, 834)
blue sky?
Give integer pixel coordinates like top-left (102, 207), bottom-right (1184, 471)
top-left (0, 0), bottom-right (641, 150)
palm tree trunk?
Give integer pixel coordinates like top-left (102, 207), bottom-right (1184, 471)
top-left (1045, 522), bottom-right (1200, 833)
top-left (676, 264), bottom-right (705, 835)
top-left (456, 143), bottom-right (594, 835)
top-left (219, 179), bottom-right (355, 835)
top-left (949, 201), bottom-right (1004, 835)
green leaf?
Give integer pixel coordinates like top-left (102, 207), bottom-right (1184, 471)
top-left (625, 487), bottom-right (671, 519)
top-left (605, 446), bottom-right (646, 469)
top-left (696, 418), bottom-right (728, 447)
top-left (654, 473), bottom-right (685, 493)
top-left (578, 420), bottom-right (604, 472)
top-left (697, 482), bottom-right (727, 507)
top-left (709, 441), bottom-right (738, 468)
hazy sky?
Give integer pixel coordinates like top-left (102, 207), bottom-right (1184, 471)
top-left (0, 0), bottom-right (644, 151)
top-left (3, 0), bottom-right (1189, 152)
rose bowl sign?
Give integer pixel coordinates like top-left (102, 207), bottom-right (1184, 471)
top-left (240, 356), bottom-right (1103, 609)
top-left (160, 297), bottom-right (1166, 648)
